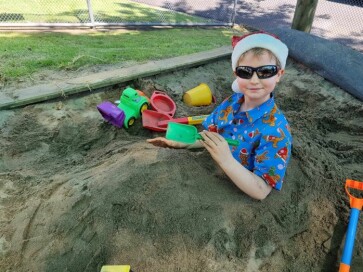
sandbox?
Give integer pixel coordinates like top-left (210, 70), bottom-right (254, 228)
top-left (0, 42), bottom-right (363, 271)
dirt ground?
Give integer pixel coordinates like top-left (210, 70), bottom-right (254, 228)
top-left (0, 57), bottom-right (362, 272)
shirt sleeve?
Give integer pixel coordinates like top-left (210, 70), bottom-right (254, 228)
top-left (253, 126), bottom-right (292, 191)
top-left (202, 109), bottom-right (218, 130)
top-left (202, 95), bottom-right (233, 131)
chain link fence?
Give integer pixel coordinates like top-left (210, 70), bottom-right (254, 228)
top-left (0, 0), bottom-right (234, 26)
top-left (234, 0), bottom-right (363, 52)
top-left (0, 0), bottom-right (362, 51)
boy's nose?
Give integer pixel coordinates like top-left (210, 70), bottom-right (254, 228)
top-left (250, 71), bottom-right (260, 83)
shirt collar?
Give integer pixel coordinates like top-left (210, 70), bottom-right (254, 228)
top-left (237, 94), bottom-right (276, 124)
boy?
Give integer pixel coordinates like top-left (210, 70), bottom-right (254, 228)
top-left (147, 32), bottom-right (292, 200)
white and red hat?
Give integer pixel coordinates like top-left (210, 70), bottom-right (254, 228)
top-left (231, 31), bottom-right (288, 92)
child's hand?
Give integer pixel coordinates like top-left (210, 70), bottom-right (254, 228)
top-left (147, 137), bottom-right (188, 149)
top-left (199, 131), bottom-right (234, 166)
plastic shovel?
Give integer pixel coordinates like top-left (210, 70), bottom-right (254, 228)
top-left (101, 265), bottom-right (131, 272)
top-left (157, 114), bottom-right (208, 127)
top-left (142, 109), bottom-right (171, 132)
top-left (339, 179), bottom-right (363, 272)
top-left (165, 122), bottom-right (239, 146)
top-left (142, 110), bottom-right (207, 132)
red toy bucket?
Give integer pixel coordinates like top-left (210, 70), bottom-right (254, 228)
top-left (150, 91), bottom-right (176, 117)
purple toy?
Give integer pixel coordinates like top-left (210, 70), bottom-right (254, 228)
top-left (97, 101), bottom-right (125, 128)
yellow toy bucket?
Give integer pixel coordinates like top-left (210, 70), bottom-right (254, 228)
top-left (183, 83), bottom-right (213, 106)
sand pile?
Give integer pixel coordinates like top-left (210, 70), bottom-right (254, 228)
top-left (0, 58), bottom-right (362, 271)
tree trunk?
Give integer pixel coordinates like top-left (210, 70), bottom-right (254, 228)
top-left (291, 0), bottom-right (319, 33)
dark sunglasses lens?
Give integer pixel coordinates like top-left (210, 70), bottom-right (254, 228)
top-left (257, 66), bottom-right (278, 79)
top-left (236, 67), bottom-right (253, 79)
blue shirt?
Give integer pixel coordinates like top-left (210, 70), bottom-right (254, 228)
top-left (202, 93), bottom-right (292, 190)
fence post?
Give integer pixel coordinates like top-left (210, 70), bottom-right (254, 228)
top-left (291, 0), bottom-right (318, 33)
top-left (86, 0), bottom-right (95, 28)
top-left (231, 0), bottom-right (238, 27)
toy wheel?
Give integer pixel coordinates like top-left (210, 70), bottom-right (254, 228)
top-left (140, 102), bottom-right (148, 114)
top-left (127, 117), bottom-right (136, 127)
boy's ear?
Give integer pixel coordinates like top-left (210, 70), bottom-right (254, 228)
top-left (276, 69), bottom-right (285, 83)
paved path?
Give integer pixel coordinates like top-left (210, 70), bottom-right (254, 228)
top-left (133, 0), bottom-right (363, 52)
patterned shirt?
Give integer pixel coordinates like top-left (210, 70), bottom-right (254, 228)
top-left (202, 93), bottom-right (292, 190)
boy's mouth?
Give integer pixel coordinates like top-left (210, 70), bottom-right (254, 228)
top-left (248, 88), bottom-right (262, 91)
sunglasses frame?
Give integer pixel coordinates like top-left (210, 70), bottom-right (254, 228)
top-left (235, 65), bottom-right (280, 79)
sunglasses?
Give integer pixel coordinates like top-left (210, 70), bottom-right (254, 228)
top-left (235, 65), bottom-right (279, 79)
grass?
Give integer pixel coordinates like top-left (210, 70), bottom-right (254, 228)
top-left (0, 0), bottom-right (209, 23)
top-left (0, 0), bottom-right (241, 85)
top-left (0, 27), bottom-right (239, 84)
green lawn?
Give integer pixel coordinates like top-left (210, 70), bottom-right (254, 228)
top-left (0, 0), bottom-right (209, 23)
top-left (0, 1), bottom-right (240, 85)
top-left (0, 28), bottom-right (238, 84)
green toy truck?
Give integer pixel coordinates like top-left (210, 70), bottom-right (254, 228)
top-left (117, 87), bottom-right (149, 128)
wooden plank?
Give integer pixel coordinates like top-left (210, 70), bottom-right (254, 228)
top-left (0, 46), bottom-right (232, 110)
top-left (0, 93), bottom-right (14, 109)
top-left (291, 0), bottom-right (319, 33)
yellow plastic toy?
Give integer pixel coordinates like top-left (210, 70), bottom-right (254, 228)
top-left (183, 83), bottom-right (213, 106)
top-left (100, 265), bottom-right (131, 272)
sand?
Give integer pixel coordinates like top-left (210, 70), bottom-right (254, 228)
top-left (0, 57), bottom-right (362, 272)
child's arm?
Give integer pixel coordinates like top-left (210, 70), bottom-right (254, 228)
top-left (199, 131), bottom-right (272, 200)
top-left (147, 137), bottom-right (203, 149)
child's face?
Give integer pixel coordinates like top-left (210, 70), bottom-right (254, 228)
top-left (235, 50), bottom-right (284, 105)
